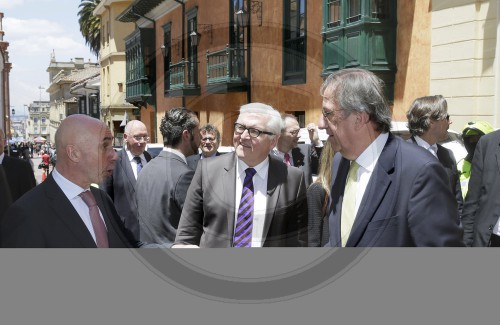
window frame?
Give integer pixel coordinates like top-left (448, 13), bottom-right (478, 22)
top-left (283, 0), bottom-right (307, 85)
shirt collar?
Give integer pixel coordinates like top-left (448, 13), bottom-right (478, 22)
top-left (125, 148), bottom-right (145, 162)
top-left (355, 132), bottom-right (389, 172)
top-left (52, 168), bottom-right (88, 201)
top-left (164, 147), bottom-right (187, 164)
top-left (414, 135), bottom-right (434, 150)
top-left (237, 156), bottom-right (270, 180)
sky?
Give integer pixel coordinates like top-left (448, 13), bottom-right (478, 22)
top-left (2, 0), bottom-right (96, 116)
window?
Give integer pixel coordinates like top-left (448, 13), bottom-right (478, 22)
top-left (322, 0), bottom-right (396, 100)
top-left (283, 0), bottom-right (306, 84)
top-left (162, 23), bottom-right (172, 93)
top-left (34, 117), bottom-right (38, 123)
top-left (42, 117), bottom-right (46, 124)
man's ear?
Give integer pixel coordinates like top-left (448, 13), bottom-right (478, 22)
top-left (66, 145), bottom-right (80, 163)
top-left (182, 129), bottom-right (191, 141)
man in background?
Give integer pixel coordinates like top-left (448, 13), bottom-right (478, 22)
top-left (186, 123), bottom-right (223, 170)
top-left (273, 114), bottom-right (323, 188)
top-left (101, 120), bottom-right (152, 241)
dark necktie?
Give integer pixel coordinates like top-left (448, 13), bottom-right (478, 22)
top-left (234, 168), bottom-right (257, 247)
top-left (133, 156), bottom-right (143, 174)
top-left (79, 190), bottom-right (109, 248)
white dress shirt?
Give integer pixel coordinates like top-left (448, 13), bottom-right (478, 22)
top-left (234, 158), bottom-right (269, 247)
top-left (352, 132), bottom-right (389, 217)
top-left (414, 135), bottom-right (438, 158)
top-left (52, 168), bottom-right (107, 244)
top-left (125, 149), bottom-right (147, 180)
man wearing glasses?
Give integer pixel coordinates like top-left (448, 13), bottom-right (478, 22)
top-left (186, 123), bottom-right (223, 170)
top-left (100, 120), bottom-right (152, 241)
top-left (174, 103), bottom-right (307, 247)
top-left (273, 114), bottom-right (323, 188)
top-left (318, 68), bottom-right (463, 247)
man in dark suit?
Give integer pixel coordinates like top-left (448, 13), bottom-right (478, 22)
top-left (0, 165), bottom-right (12, 220)
top-left (136, 107), bottom-right (200, 247)
top-left (186, 123), bottom-right (223, 170)
top-left (1, 115), bottom-right (136, 248)
top-left (318, 68), bottom-right (463, 247)
top-left (272, 114), bottom-right (322, 188)
top-left (173, 103), bottom-right (307, 248)
top-left (101, 120), bottom-right (151, 241)
top-left (406, 95), bottom-right (463, 216)
top-left (462, 129), bottom-right (500, 246)
top-left (0, 128), bottom-right (36, 204)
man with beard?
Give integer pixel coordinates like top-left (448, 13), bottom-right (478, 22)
top-left (136, 107), bottom-right (200, 247)
top-left (1, 115), bottom-right (136, 248)
top-left (273, 114), bottom-right (323, 188)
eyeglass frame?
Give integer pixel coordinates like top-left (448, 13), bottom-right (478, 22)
top-left (234, 123), bottom-right (275, 138)
top-left (287, 128), bottom-right (301, 136)
top-left (131, 135), bottom-right (150, 142)
top-left (201, 136), bottom-right (216, 142)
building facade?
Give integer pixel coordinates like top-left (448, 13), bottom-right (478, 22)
top-left (26, 101), bottom-right (50, 141)
top-left (0, 12), bottom-right (12, 139)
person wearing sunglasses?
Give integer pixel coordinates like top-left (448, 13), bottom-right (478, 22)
top-left (186, 123), bottom-right (222, 170)
top-left (405, 95), bottom-right (463, 218)
top-left (174, 103), bottom-right (307, 247)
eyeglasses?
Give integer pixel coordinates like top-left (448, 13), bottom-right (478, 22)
top-left (234, 123), bottom-right (274, 138)
top-left (288, 129), bottom-right (300, 136)
top-left (201, 137), bottom-right (215, 142)
top-left (132, 135), bottom-right (150, 142)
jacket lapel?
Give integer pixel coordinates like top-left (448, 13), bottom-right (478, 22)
top-left (45, 175), bottom-right (97, 247)
top-left (262, 157), bottom-right (283, 242)
top-left (329, 155), bottom-right (350, 247)
top-left (223, 154), bottom-right (237, 246)
top-left (120, 150), bottom-right (137, 188)
top-left (346, 134), bottom-right (397, 247)
top-left (291, 147), bottom-right (305, 167)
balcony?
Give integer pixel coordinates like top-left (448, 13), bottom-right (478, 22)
top-left (126, 76), bottom-right (152, 105)
top-left (166, 59), bottom-right (201, 97)
top-left (206, 46), bottom-right (248, 93)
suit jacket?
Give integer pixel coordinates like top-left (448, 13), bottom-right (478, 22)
top-left (1, 155), bottom-right (36, 202)
top-left (408, 137), bottom-right (463, 215)
top-left (136, 151), bottom-right (195, 247)
top-left (462, 129), bottom-right (500, 246)
top-left (0, 174), bottom-right (134, 248)
top-left (326, 133), bottom-right (463, 247)
top-left (174, 153), bottom-right (308, 247)
top-left (274, 144), bottom-right (321, 188)
top-left (101, 149), bottom-right (152, 240)
top-left (0, 166), bottom-right (12, 220)
top-left (186, 151), bottom-right (222, 170)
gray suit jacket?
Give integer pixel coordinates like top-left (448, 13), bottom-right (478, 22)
top-left (327, 133), bottom-right (463, 247)
top-left (136, 151), bottom-right (195, 247)
top-left (174, 153), bottom-right (308, 247)
top-left (101, 149), bottom-right (151, 241)
top-left (462, 129), bottom-right (500, 246)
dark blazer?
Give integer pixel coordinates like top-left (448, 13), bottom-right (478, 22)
top-left (1, 155), bottom-right (36, 202)
top-left (462, 130), bottom-right (500, 246)
top-left (0, 166), bottom-right (12, 220)
top-left (276, 144), bottom-right (321, 188)
top-left (186, 151), bottom-right (222, 170)
top-left (307, 182), bottom-right (329, 247)
top-left (326, 133), bottom-right (463, 247)
top-left (174, 153), bottom-right (308, 247)
top-left (409, 136), bottom-right (463, 215)
top-left (101, 149), bottom-right (151, 240)
top-left (136, 151), bottom-right (195, 247)
top-left (0, 174), bottom-right (134, 248)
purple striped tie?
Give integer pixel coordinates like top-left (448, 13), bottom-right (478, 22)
top-left (234, 168), bottom-right (256, 247)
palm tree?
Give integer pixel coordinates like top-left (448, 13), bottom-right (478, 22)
top-left (78, 0), bottom-right (101, 58)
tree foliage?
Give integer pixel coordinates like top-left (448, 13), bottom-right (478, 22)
top-left (78, 0), bottom-right (101, 58)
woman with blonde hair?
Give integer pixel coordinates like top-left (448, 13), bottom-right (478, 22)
top-left (307, 141), bottom-right (335, 246)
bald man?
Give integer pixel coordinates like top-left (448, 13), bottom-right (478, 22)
top-left (100, 120), bottom-right (152, 240)
top-left (1, 114), bottom-right (137, 248)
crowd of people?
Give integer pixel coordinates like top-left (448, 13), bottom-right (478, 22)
top-left (1, 68), bottom-right (498, 247)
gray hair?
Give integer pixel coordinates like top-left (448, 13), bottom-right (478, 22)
top-left (200, 124), bottom-right (221, 143)
top-left (239, 102), bottom-right (283, 136)
top-left (320, 68), bottom-right (391, 133)
top-left (406, 95), bottom-right (448, 136)
top-left (280, 113), bottom-right (298, 133)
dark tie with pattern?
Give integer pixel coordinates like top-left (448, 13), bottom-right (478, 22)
top-left (234, 168), bottom-right (257, 247)
top-left (79, 190), bottom-right (109, 248)
top-left (133, 156), bottom-right (143, 174)
top-left (284, 152), bottom-right (291, 166)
